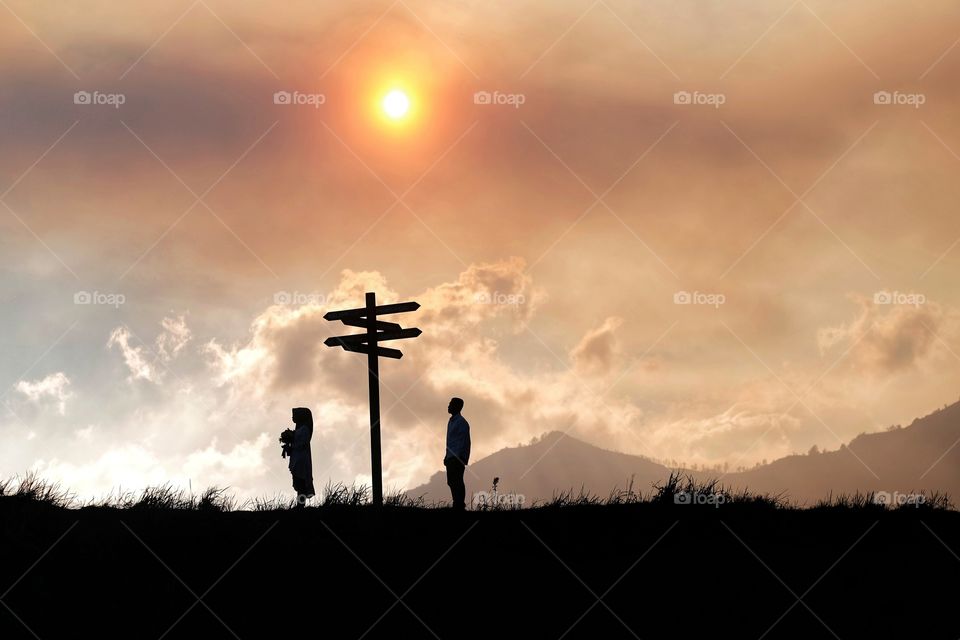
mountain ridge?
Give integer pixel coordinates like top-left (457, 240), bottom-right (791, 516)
top-left (409, 399), bottom-right (960, 505)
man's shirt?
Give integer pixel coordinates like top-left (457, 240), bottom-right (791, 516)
top-left (445, 414), bottom-right (471, 465)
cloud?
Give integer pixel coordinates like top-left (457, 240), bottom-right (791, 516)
top-left (417, 257), bottom-right (545, 332)
top-left (648, 406), bottom-right (804, 466)
top-left (32, 445), bottom-right (169, 498)
top-left (108, 327), bottom-right (162, 383)
top-left (108, 315), bottom-right (192, 383)
top-left (818, 295), bottom-right (946, 375)
top-left (156, 315), bottom-right (192, 361)
top-left (570, 316), bottom-right (624, 375)
top-left (202, 270), bottom-right (395, 394)
top-left (28, 434), bottom-right (274, 500)
top-left (183, 433), bottom-right (272, 489)
top-left (202, 259), bottom-right (544, 397)
top-left (15, 372), bottom-right (72, 415)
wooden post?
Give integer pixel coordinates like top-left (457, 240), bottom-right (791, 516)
top-left (366, 292), bottom-right (383, 507)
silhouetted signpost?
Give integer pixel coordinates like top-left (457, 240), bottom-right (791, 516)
top-left (324, 292), bottom-right (421, 507)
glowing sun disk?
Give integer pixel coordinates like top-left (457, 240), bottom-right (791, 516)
top-left (382, 89), bottom-right (410, 119)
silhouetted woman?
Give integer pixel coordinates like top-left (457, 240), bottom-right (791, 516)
top-left (288, 407), bottom-right (315, 507)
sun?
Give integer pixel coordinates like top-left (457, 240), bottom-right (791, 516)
top-left (382, 89), bottom-right (410, 120)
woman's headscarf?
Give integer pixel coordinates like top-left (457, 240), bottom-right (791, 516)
top-left (292, 407), bottom-right (313, 429)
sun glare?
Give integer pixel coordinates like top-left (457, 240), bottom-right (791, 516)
top-left (382, 89), bottom-right (411, 120)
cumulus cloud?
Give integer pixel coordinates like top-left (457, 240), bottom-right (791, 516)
top-left (818, 295), bottom-right (946, 374)
top-left (28, 434), bottom-right (274, 500)
top-left (156, 315), bottom-right (192, 361)
top-left (108, 315), bottom-right (192, 383)
top-left (15, 372), bottom-right (72, 415)
top-left (108, 327), bottom-right (162, 383)
top-left (203, 259), bottom-right (544, 397)
top-left (570, 316), bottom-right (624, 375)
top-left (416, 257), bottom-right (545, 333)
top-left (32, 445), bottom-right (169, 497)
top-left (183, 433), bottom-right (272, 488)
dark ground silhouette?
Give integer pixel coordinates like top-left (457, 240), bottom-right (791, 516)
top-left (2, 481), bottom-right (959, 638)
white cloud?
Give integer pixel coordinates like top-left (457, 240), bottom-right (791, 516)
top-left (156, 315), bottom-right (192, 360)
top-left (570, 316), bottom-right (625, 375)
top-left (76, 425), bottom-right (95, 440)
top-left (15, 372), bottom-right (72, 415)
top-left (108, 327), bottom-right (161, 383)
top-left (183, 433), bottom-right (272, 488)
top-left (818, 295), bottom-right (948, 374)
top-left (32, 445), bottom-right (169, 498)
top-left (28, 435), bottom-right (274, 501)
top-left (108, 315), bottom-right (192, 383)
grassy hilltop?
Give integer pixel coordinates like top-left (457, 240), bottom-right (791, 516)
top-left (2, 475), bottom-right (959, 639)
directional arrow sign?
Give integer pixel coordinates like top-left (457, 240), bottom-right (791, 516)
top-left (324, 328), bottom-right (422, 347)
top-left (338, 343), bottom-right (403, 359)
top-left (338, 318), bottom-right (402, 332)
top-left (323, 301), bottom-right (420, 321)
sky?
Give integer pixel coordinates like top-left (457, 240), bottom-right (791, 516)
top-left (1, 0), bottom-right (959, 501)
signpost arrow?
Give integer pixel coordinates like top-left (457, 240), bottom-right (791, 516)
top-left (324, 328), bottom-right (422, 346)
top-left (338, 318), bottom-right (402, 332)
top-left (323, 301), bottom-right (420, 321)
top-left (337, 343), bottom-right (404, 359)
top-left (323, 292), bottom-right (422, 507)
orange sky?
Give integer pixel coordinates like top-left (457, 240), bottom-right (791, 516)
top-left (1, 0), bottom-right (959, 499)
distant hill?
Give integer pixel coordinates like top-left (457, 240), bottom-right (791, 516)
top-left (409, 400), bottom-right (960, 505)
top-left (409, 431), bottom-right (672, 505)
top-left (729, 399), bottom-right (960, 504)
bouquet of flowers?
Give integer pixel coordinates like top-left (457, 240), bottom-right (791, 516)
top-left (279, 428), bottom-right (296, 458)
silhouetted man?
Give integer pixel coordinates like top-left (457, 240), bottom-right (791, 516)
top-left (444, 397), bottom-right (471, 510)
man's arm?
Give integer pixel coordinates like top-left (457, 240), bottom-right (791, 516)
top-left (443, 422), bottom-right (456, 466)
top-left (452, 417), bottom-right (470, 465)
